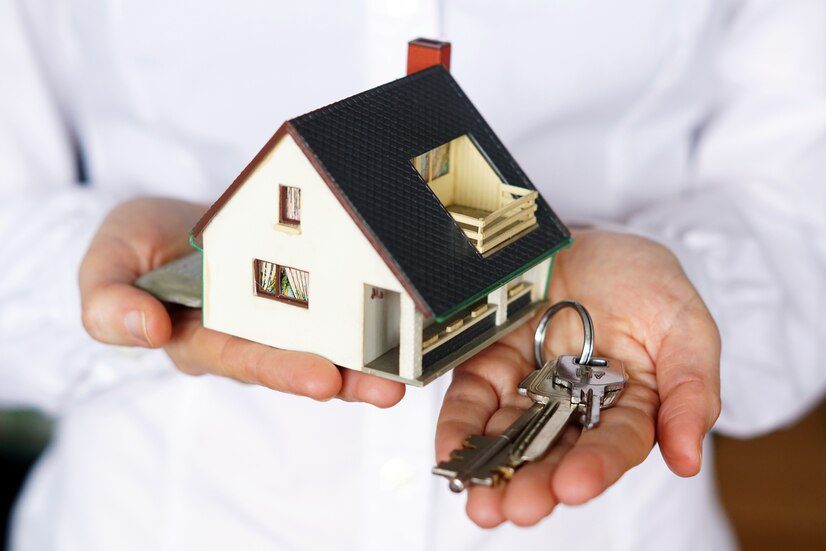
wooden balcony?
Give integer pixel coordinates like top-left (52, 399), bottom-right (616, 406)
top-left (421, 302), bottom-right (496, 355)
top-left (448, 184), bottom-right (538, 255)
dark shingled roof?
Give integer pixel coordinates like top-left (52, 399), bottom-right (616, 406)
top-left (193, 65), bottom-right (570, 321)
top-left (288, 66), bottom-right (570, 320)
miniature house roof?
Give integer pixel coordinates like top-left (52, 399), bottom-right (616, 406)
top-left (192, 65), bottom-right (571, 321)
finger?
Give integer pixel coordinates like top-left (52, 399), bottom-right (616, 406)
top-left (80, 273), bottom-right (172, 348)
top-left (435, 343), bottom-right (538, 528)
top-left (463, 402), bottom-right (545, 528)
top-left (337, 368), bottom-right (406, 408)
top-left (436, 369), bottom-right (498, 462)
top-left (79, 202), bottom-right (197, 348)
top-left (79, 232), bottom-right (173, 347)
top-left (164, 309), bottom-right (342, 401)
top-left (552, 382), bottom-right (657, 505)
top-left (436, 342), bottom-right (534, 459)
top-left (466, 485), bottom-right (507, 529)
top-left (501, 425), bottom-right (577, 526)
top-left (652, 305), bottom-right (721, 476)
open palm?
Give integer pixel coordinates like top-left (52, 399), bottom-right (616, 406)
top-left (435, 229), bottom-right (721, 527)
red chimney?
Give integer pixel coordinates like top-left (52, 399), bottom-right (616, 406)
top-left (407, 38), bottom-right (451, 75)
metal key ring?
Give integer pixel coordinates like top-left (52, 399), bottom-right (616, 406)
top-left (533, 300), bottom-right (594, 369)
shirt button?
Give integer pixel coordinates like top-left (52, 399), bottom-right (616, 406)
top-left (379, 457), bottom-right (419, 496)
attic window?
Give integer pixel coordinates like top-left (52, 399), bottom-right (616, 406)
top-left (279, 185), bottom-right (301, 226)
top-left (411, 135), bottom-right (538, 256)
top-left (254, 259), bottom-right (309, 307)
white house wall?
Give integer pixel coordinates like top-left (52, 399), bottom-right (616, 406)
top-left (202, 134), bottom-right (408, 371)
top-left (524, 256), bottom-right (553, 301)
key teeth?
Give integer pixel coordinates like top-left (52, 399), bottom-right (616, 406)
top-left (443, 435), bottom-right (495, 463)
top-left (496, 465), bottom-right (515, 482)
top-left (433, 459), bottom-right (467, 477)
top-left (446, 446), bottom-right (480, 463)
top-left (464, 435), bottom-right (495, 449)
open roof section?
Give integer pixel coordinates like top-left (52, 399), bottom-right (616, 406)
top-left (288, 66), bottom-right (570, 319)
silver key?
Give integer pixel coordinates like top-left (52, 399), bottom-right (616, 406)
top-left (432, 366), bottom-right (574, 492)
top-left (433, 301), bottom-right (627, 492)
top-left (433, 402), bottom-right (545, 492)
top-left (530, 301), bottom-right (627, 429)
top-left (434, 361), bottom-right (578, 492)
top-left (552, 355), bottom-right (626, 428)
top-left (512, 353), bottom-right (626, 465)
top-left (510, 381), bottom-right (575, 464)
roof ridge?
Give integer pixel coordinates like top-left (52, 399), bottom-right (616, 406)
top-left (289, 65), bottom-right (450, 124)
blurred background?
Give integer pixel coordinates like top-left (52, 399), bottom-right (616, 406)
top-left (2, 401), bottom-right (825, 550)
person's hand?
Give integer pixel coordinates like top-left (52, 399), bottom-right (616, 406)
top-left (436, 229), bottom-right (720, 527)
top-left (79, 197), bottom-right (405, 407)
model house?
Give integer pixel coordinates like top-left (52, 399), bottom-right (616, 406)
top-left (189, 39), bottom-right (571, 385)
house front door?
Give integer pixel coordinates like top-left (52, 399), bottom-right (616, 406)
top-left (362, 285), bottom-right (401, 367)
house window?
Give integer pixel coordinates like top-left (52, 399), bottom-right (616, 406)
top-left (279, 185), bottom-right (301, 226)
top-left (412, 142), bottom-right (450, 183)
top-left (254, 259), bottom-right (309, 307)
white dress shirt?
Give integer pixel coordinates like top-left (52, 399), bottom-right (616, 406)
top-left (1, 1), bottom-right (824, 549)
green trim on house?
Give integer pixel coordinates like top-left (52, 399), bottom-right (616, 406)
top-left (434, 236), bottom-right (573, 323)
top-left (189, 229), bottom-right (205, 324)
top-left (189, 229), bottom-right (204, 252)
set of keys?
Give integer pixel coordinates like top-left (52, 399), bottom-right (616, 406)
top-left (433, 301), bottom-right (627, 492)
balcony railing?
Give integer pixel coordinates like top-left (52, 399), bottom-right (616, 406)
top-left (448, 184), bottom-right (538, 255)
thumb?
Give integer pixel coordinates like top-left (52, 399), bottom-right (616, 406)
top-left (79, 239), bottom-right (173, 347)
top-left (81, 285), bottom-right (171, 348)
top-left (79, 198), bottom-right (206, 348)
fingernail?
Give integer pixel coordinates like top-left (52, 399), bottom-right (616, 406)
top-left (124, 311), bottom-right (151, 346)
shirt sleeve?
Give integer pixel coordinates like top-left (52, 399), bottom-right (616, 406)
top-left (623, 0), bottom-right (826, 437)
top-left (0, 0), bottom-right (169, 414)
